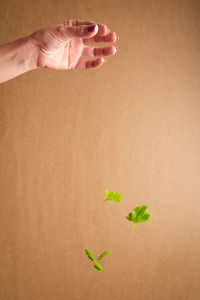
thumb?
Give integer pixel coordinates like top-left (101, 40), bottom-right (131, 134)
top-left (63, 24), bottom-right (99, 39)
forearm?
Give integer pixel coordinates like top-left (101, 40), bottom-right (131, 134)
top-left (0, 36), bottom-right (38, 83)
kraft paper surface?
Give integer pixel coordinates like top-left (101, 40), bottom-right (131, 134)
top-left (0, 1), bottom-right (200, 299)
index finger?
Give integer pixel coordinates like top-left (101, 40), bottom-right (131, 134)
top-left (74, 20), bottom-right (110, 36)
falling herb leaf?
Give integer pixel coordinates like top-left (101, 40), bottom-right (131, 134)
top-left (94, 262), bottom-right (103, 272)
top-left (85, 249), bottom-right (110, 272)
top-left (96, 250), bottom-right (110, 261)
top-left (85, 249), bottom-right (95, 262)
top-left (126, 205), bottom-right (151, 232)
top-left (102, 190), bottom-right (122, 204)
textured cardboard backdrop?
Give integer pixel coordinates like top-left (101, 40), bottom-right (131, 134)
top-left (0, 1), bottom-right (200, 300)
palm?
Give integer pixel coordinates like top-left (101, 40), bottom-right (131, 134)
top-left (43, 36), bottom-right (84, 70)
top-left (29, 20), bottom-right (118, 70)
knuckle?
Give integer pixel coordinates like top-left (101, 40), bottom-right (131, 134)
top-left (66, 19), bottom-right (76, 27)
top-left (77, 26), bottom-right (85, 35)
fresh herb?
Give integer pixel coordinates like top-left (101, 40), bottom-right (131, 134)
top-left (85, 249), bottom-right (95, 262)
top-left (94, 262), bottom-right (102, 272)
top-left (85, 249), bottom-right (110, 272)
top-left (96, 250), bottom-right (110, 261)
top-left (102, 190), bottom-right (122, 204)
top-left (126, 205), bottom-right (151, 232)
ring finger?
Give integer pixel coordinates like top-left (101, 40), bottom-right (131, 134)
top-left (82, 45), bottom-right (118, 57)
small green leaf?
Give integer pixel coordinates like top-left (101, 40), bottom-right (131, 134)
top-left (97, 250), bottom-right (110, 261)
top-left (85, 249), bottom-right (95, 262)
top-left (141, 213), bottom-right (151, 221)
top-left (94, 262), bottom-right (103, 272)
top-left (126, 205), bottom-right (151, 231)
top-left (106, 189), bottom-right (110, 198)
top-left (103, 190), bottom-right (122, 203)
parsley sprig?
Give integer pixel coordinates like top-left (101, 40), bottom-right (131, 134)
top-left (102, 190), bottom-right (122, 204)
top-left (85, 249), bottom-right (110, 272)
top-left (126, 205), bottom-right (151, 231)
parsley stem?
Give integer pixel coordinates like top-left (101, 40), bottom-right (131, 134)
top-left (131, 223), bottom-right (135, 232)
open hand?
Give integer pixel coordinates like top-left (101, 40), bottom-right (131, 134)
top-left (28, 19), bottom-right (119, 70)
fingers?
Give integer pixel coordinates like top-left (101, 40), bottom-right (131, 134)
top-left (75, 21), bottom-right (110, 36)
top-left (62, 19), bottom-right (110, 36)
top-left (75, 57), bottom-right (106, 69)
top-left (83, 32), bottom-right (118, 44)
top-left (82, 45), bottom-right (118, 57)
top-left (60, 24), bottom-right (99, 39)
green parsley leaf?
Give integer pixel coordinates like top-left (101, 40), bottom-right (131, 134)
top-left (94, 262), bottom-right (103, 272)
top-left (126, 205), bottom-right (151, 232)
top-left (102, 190), bottom-right (122, 204)
top-left (85, 249), bottom-right (110, 272)
top-left (85, 249), bottom-right (95, 262)
top-left (96, 250), bottom-right (110, 261)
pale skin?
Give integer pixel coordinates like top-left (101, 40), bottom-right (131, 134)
top-left (0, 19), bottom-right (119, 84)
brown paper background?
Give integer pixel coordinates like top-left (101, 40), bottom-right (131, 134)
top-left (0, 1), bottom-right (200, 299)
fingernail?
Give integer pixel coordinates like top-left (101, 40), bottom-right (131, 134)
top-left (116, 35), bottom-right (119, 40)
top-left (87, 25), bottom-right (96, 32)
top-left (116, 47), bottom-right (118, 52)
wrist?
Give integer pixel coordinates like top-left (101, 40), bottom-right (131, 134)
top-left (23, 35), bottom-right (39, 71)
top-left (0, 36), bottom-right (39, 83)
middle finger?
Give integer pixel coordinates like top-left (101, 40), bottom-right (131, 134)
top-left (82, 45), bottom-right (118, 57)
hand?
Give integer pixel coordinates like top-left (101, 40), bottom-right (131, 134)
top-left (28, 19), bottom-right (119, 70)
